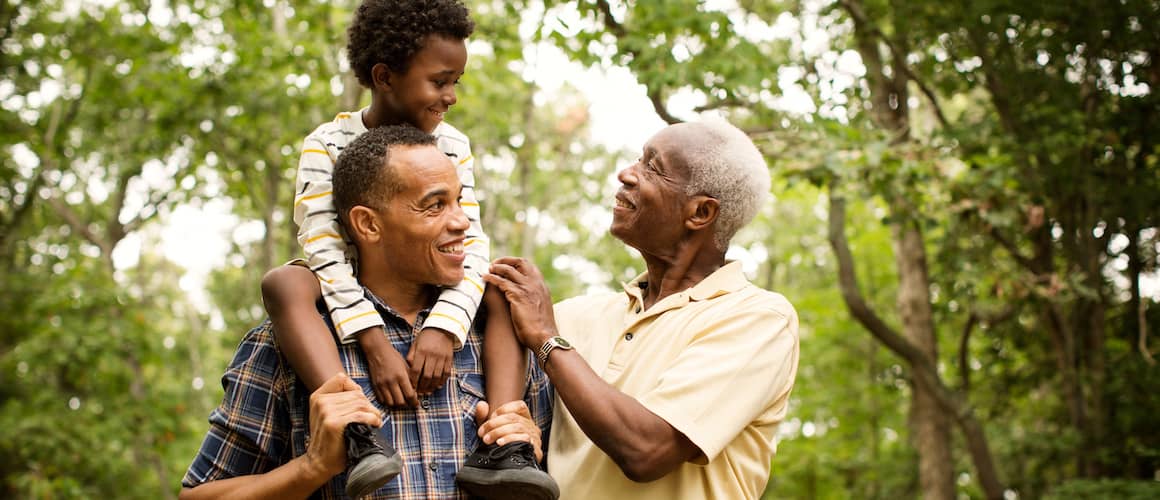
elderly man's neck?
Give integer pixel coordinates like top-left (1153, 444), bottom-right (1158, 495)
top-left (358, 271), bottom-right (441, 325)
top-left (639, 239), bottom-right (726, 310)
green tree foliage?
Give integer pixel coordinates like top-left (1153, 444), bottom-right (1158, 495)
top-left (2, 0), bottom-right (1158, 498)
top-left (533, 0), bottom-right (1159, 498)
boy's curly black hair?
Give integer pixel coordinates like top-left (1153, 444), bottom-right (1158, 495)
top-left (347, 0), bottom-right (475, 88)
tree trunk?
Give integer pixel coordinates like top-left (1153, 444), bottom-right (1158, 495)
top-left (829, 191), bottom-right (1007, 499)
top-left (892, 218), bottom-right (955, 500)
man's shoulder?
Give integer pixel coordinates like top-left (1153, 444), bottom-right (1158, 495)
top-left (733, 284), bottom-right (796, 316)
top-left (554, 291), bottom-right (624, 317)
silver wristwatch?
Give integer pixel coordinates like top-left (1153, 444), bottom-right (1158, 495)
top-left (537, 336), bottom-right (574, 366)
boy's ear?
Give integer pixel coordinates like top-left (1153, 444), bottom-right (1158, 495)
top-left (347, 205), bottom-right (382, 244)
top-left (371, 63), bottom-right (393, 91)
top-left (684, 195), bottom-right (719, 232)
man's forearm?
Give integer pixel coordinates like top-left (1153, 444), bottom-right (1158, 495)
top-left (539, 345), bottom-right (699, 482)
top-left (179, 455), bottom-right (331, 500)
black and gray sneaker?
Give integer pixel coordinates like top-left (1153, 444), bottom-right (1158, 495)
top-left (344, 423), bottom-right (402, 499)
top-left (455, 441), bottom-right (559, 500)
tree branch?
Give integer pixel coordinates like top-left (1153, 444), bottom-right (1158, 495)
top-left (840, 0), bottom-right (949, 129)
top-left (594, 0), bottom-right (682, 124)
top-left (986, 224), bottom-right (1040, 273)
top-left (45, 192), bottom-right (112, 257)
top-left (828, 188), bottom-right (930, 367)
top-left (958, 305), bottom-right (1015, 392)
top-left (959, 312), bottom-right (978, 392)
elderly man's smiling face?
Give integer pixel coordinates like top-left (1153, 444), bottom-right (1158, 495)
top-left (611, 125), bottom-right (700, 254)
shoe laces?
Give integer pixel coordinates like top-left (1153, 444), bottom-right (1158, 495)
top-left (482, 442), bottom-right (532, 466)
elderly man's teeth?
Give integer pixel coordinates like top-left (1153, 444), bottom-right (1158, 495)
top-left (437, 243), bottom-right (463, 254)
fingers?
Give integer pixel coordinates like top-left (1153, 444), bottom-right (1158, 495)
top-left (313, 388), bottom-right (383, 428)
top-left (474, 401), bottom-right (491, 425)
top-left (373, 384), bottom-right (393, 407)
top-left (477, 401), bottom-right (534, 437)
top-left (383, 381), bottom-right (400, 408)
top-left (401, 377), bottom-right (419, 407)
top-left (314, 372), bottom-right (353, 395)
top-left (407, 353), bottom-right (422, 392)
top-left (490, 400), bottom-right (532, 418)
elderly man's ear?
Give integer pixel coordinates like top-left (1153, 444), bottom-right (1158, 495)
top-left (684, 195), bottom-right (720, 231)
top-left (348, 205), bottom-right (384, 244)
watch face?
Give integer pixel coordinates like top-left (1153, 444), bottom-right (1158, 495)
top-left (554, 336), bottom-right (572, 348)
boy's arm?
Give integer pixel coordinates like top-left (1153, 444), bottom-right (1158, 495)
top-left (410, 148), bottom-right (487, 392)
top-left (293, 134), bottom-right (384, 341)
top-left (293, 133), bottom-right (416, 406)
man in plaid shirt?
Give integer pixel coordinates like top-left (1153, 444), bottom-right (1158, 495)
top-left (180, 126), bottom-right (553, 499)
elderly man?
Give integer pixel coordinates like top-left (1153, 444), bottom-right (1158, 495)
top-left (483, 118), bottom-right (800, 499)
top-left (180, 125), bottom-right (552, 499)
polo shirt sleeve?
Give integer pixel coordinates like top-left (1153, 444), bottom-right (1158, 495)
top-left (637, 303), bottom-right (799, 464)
top-left (183, 324), bottom-right (293, 487)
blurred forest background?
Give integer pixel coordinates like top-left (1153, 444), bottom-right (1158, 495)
top-left (2, 0), bottom-right (1158, 498)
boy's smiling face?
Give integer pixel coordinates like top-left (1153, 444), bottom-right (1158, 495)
top-left (374, 34), bottom-right (468, 133)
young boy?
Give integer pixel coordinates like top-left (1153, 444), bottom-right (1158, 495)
top-left (260, 1), bottom-right (557, 498)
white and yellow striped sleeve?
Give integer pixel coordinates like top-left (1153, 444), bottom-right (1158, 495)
top-left (293, 131), bottom-right (384, 343)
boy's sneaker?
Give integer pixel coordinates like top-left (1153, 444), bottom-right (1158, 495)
top-left (455, 441), bottom-right (559, 500)
top-left (344, 423), bottom-right (402, 499)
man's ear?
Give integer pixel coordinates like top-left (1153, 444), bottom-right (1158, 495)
top-left (371, 63), bottom-right (393, 91)
top-left (347, 205), bottom-right (383, 244)
top-left (685, 195), bottom-right (719, 231)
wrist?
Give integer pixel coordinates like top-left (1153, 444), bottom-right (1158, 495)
top-left (298, 451), bottom-right (338, 488)
top-left (420, 326), bottom-right (456, 342)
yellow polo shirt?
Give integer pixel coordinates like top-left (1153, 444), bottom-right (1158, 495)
top-left (547, 261), bottom-right (800, 500)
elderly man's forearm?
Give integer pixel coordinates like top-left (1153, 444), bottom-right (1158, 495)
top-left (543, 349), bottom-right (699, 482)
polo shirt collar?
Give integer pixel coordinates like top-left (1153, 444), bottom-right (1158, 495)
top-left (621, 260), bottom-right (748, 305)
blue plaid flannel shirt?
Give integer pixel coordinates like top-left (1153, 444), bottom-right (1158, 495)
top-left (182, 290), bottom-right (554, 499)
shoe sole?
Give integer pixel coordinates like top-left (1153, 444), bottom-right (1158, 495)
top-left (455, 466), bottom-right (560, 500)
top-left (345, 453), bottom-right (403, 498)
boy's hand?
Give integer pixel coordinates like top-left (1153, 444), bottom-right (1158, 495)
top-left (358, 326), bottom-right (419, 407)
top-left (408, 327), bottom-right (454, 394)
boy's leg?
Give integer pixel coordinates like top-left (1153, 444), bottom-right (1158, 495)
top-left (261, 263), bottom-right (401, 497)
top-left (456, 286), bottom-right (558, 500)
top-left (482, 284), bottom-right (529, 414)
top-left (261, 264), bottom-right (344, 392)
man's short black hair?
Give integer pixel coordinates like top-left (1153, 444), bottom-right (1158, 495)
top-left (333, 125), bottom-right (438, 228)
top-left (347, 0), bottom-right (475, 87)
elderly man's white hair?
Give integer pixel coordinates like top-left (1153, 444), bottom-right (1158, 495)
top-left (680, 117), bottom-right (771, 250)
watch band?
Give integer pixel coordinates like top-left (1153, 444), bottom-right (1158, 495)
top-left (537, 336), bottom-right (572, 365)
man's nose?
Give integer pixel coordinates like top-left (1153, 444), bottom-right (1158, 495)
top-left (617, 163), bottom-right (638, 185)
top-left (448, 203), bottom-right (470, 232)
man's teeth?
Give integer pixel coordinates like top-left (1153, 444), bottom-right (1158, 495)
top-left (615, 198), bottom-right (632, 209)
top-left (437, 243), bottom-right (463, 254)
